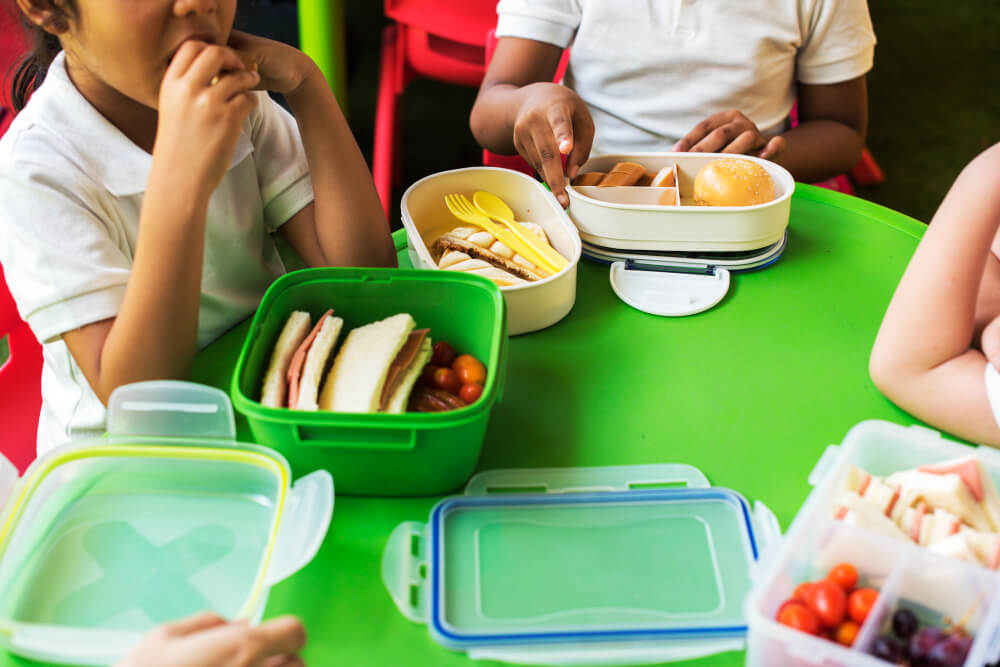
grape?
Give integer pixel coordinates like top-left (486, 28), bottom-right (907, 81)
top-left (926, 633), bottom-right (972, 667)
top-left (908, 627), bottom-right (947, 662)
top-left (871, 635), bottom-right (905, 662)
top-left (892, 608), bottom-right (919, 639)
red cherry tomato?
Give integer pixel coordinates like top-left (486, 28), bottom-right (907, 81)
top-left (776, 600), bottom-right (820, 635)
top-left (452, 354), bottom-right (487, 385)
top-left (459, 382), bottom-right (484, 404)
top-left (847, 588), bottom-right (878, 625)
top-left (793, 581), bottom-right (816, 602)
top-left (802, 580), bottom-right (847, 629)
top-left (420, 364), bottom-right (438, 386)
top-left (833, 620), bottom-right (860, 647)
top-left (431, 367), bottom-right (461, 395)
top-left (827, 563), bottom-right (859, 592)
top-left (430, 341), bottom-right (456, 368)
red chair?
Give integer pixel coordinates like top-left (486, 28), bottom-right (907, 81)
top-left (481, 30), bottom-right (885, 194)
top-left (373, 0), bottom-right (500, 214)
top-left (0, 265), bottom-right (42, 473)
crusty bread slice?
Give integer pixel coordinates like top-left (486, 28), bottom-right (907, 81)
top-left (433, 226), bottom-right (549, 282)
top-left (384, 337), bottom-right (433, 414)
top-left (294, 314), bottom-right (344, 411)
top-left (318, 313), bottom-right (415, 413)
top-left (438, 250), bottom-right (531, 287)
top-left (260, 311), bottom-right (311, 408)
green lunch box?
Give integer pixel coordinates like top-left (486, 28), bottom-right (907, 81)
top-left (230, 267), bottom-right (507, 496)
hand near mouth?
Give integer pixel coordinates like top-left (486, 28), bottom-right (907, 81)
top-left (226, 30), bottom-right (315, 97)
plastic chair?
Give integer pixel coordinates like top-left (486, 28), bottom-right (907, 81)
top-left (481, 29), bottom-right (885, 194)
top-left (0, 265), bottom-right (42, 473)
top-left (373, 0), bottom-right (500, 214)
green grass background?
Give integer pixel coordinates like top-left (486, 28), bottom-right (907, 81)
top-left (2, 0), bottom-right (998, 367)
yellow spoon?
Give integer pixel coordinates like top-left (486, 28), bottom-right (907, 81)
top-left (472, 191), bottom-right (569, 273)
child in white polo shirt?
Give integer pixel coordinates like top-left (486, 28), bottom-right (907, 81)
top-left (471, 0), bottom-right (877, 206)
top-left (871, 142), bottom-right (1000, 447)
top-left (0, 0), bottom-right (396, 454)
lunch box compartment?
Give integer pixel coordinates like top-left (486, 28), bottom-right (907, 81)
top-left (745, 421), bottom-right (1000, 667)
top-left (230, 267), bottom-right (507, 496)
top-left (400, 167), bottom-right (582, 336)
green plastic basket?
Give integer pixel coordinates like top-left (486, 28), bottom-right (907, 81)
top-left (230, 268), bottom-right (507, 496)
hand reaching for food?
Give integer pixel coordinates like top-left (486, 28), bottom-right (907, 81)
top-left (673, 110), bottom-right (786, 162)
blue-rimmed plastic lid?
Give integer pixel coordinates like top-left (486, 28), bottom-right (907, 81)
top-left (383, 464), bottom-right (779, 665)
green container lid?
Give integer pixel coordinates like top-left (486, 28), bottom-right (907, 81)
top-left (383, 464), bottom-right (781, 664)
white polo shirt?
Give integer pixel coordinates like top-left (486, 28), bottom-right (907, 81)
top-left (496, 0), bottom-right (877, 155)
top-left (0, 52), bottom-right (314, 454)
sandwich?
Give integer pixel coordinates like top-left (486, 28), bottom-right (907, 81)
top-left (433, 224), bottom-right (552, 285)
top-left (318, 313), bottom-right (432, 414)
top-left (260, 309), bottom-right (345, 410)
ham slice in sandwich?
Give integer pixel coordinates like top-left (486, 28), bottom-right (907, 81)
top-left (318, 313), bottom-right (432, 414)
top-left (260, 311), bottom-right (312, 408)
top-left (286, 309), bottom-right (344, 411)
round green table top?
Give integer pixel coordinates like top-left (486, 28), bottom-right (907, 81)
top-left (0, 185), bottom-right (932, 667)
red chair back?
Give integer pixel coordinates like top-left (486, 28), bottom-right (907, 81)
top-left (384, 0), bottom-right (498, 47)
top-left (0, 265), bottom-right (42, 473)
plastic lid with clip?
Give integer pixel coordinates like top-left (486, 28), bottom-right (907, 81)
top-left (0, 381), bottom-right (334, 666)
top-left (594, 232), bottom-right (787, 317)
top-left (382, 464), bottom-right (781, 665)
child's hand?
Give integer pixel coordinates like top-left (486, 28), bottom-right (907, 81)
top-left (226, 31), bottom-right (316, 97)
top-left (114, 612), bottom-right (306, 667)
top-left (157, 41), bottom-right (260, 199)
top-left (512, 83), bottom-right (595, 207)
top-left (673, 110), bottom-right (786, 161)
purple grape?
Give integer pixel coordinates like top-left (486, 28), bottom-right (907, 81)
top-left (892, 608), bottom-right (919, 639)
top-left (871, 634), bottom-right (905, 662)
top-left (909, 627), bottom-right (947, 662)
top-left (925, 633), bottom-right (972, 667)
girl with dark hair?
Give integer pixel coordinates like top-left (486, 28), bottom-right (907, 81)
top-left (0, 0), bottom-right (396, 453)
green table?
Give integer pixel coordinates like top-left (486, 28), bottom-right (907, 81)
top-left (0, 186), bottom-right (929, 666)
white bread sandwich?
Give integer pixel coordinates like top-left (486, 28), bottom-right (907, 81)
top-left (833, 490), bottom-right (911, 541)
top-left (887, 469), bottom-right (994, 533)
top-left (437, 250), bottom-right (531, 287)
top-left (260, 311), bottom-right (312, 408)
top-left (918, 457), bottom-right (1000, 531)
top-left (433, 225), bottom-right (553, 284)
top-left (286, 309), bottom-right (344, 411)
top-left (318, 313), bottom-right (432, 414)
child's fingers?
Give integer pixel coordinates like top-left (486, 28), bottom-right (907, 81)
top-left (261, 655), bottom-right (304, 667)
top-left (530, 127), bottom-right (569, 207)
top-left (160, 612), bottom-right (228, 638)
top-left (565, 109), bottom-right (594, 182)
top-left (721, 130), bottom-right (765, 156)
top-left (243, 616), bottom-right (308, 658)
top-left (187, 46), bottom-right (247, 88)
top-left (166, 40), bottom-right (211, 79)
top-left (758, 135), bottom-right (786, 160)
top-left (546, 104), bottom-right (575, 156)
top-left (210, 69), bottom-right (262, 101)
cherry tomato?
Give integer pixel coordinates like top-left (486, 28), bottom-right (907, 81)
top-left (834, 620), bottom-right (860, 646)
top-left (827, 563), bottom-right (859, 592)
top-left (452, 354), bottom-right (487, 385)
top-left (802, 580), bottom-right (847, 629)
top-left (777, 600), bottom-right (820, 636)
top-left (430, 341), bottom-right (456, 368)
top-left (420, 364), bottom-right (439, 386)
top-left (847, 588), bottom-right (879, 625)
top-left (459, 382), bottom-right (484, 404)
top-left (793, 581), bottom-right (816, 602)
top-left (431, 367), bottom-right (461, 395)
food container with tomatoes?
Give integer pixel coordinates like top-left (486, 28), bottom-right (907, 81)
top-left (745, 421), bottom-right (1000, 666)
top-left (230, 267), bottom-right (507, 496)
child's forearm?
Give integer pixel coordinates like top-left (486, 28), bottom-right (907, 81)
top-left (872, 145), bottom-right (1000, 383)
top-left (285, 64), bottom-right (396, 268)
top-left (88, 165), bottom-right (211, 402)
top-left (470, 83), bottom-right (530, 155)
top-left (774, 121), bottom-right (865, 183)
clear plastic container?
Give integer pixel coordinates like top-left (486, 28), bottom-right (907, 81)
top-left (0, 381), bottom-right (334, 666)
top-left (745, 420), bottom-right (1000, 667)
top-left (383, 464), bottom-right (781, 665)
top-left (400, 166), bottom-right (582, 336)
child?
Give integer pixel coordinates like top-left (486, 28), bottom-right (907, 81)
top-left (115, 612), bottom-right (306, 667)
top-left (0, 0), bottom-right (397, 453)
top-left (470, 0), bottom-right (876, 206)
top-left (870, 142), bottom-right (1000, 447)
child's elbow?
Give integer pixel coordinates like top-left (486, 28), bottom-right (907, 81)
top-left (869, 344), bottom-right (904, 399)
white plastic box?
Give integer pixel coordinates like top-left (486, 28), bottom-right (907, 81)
top-left (745, 420), bottom-right (1000, 667)
top-left (400, 167), bottom-right (582, 336)
top-left (567, 152), bottom-right (795, 253)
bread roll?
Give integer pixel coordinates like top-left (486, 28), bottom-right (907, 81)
top-left (693, 158), bottom-right (775, 206)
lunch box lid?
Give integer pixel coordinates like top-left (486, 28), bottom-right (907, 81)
top-left (382, 464), bottom-right (780, 665)
top-left (596, 233), bottom-right (786, 317)
top-left (0, 381), bottom-right (334, 666)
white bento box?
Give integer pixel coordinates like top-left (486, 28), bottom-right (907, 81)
top-left (567, 152), bottom-right (795, 253)
top-left (745, 421), bottom-right (1000, 667)
top-left (401, 167), bottom-right (582, 336)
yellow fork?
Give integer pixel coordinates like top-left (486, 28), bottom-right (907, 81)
top-left (443, 194), bottom-right (555, 276)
